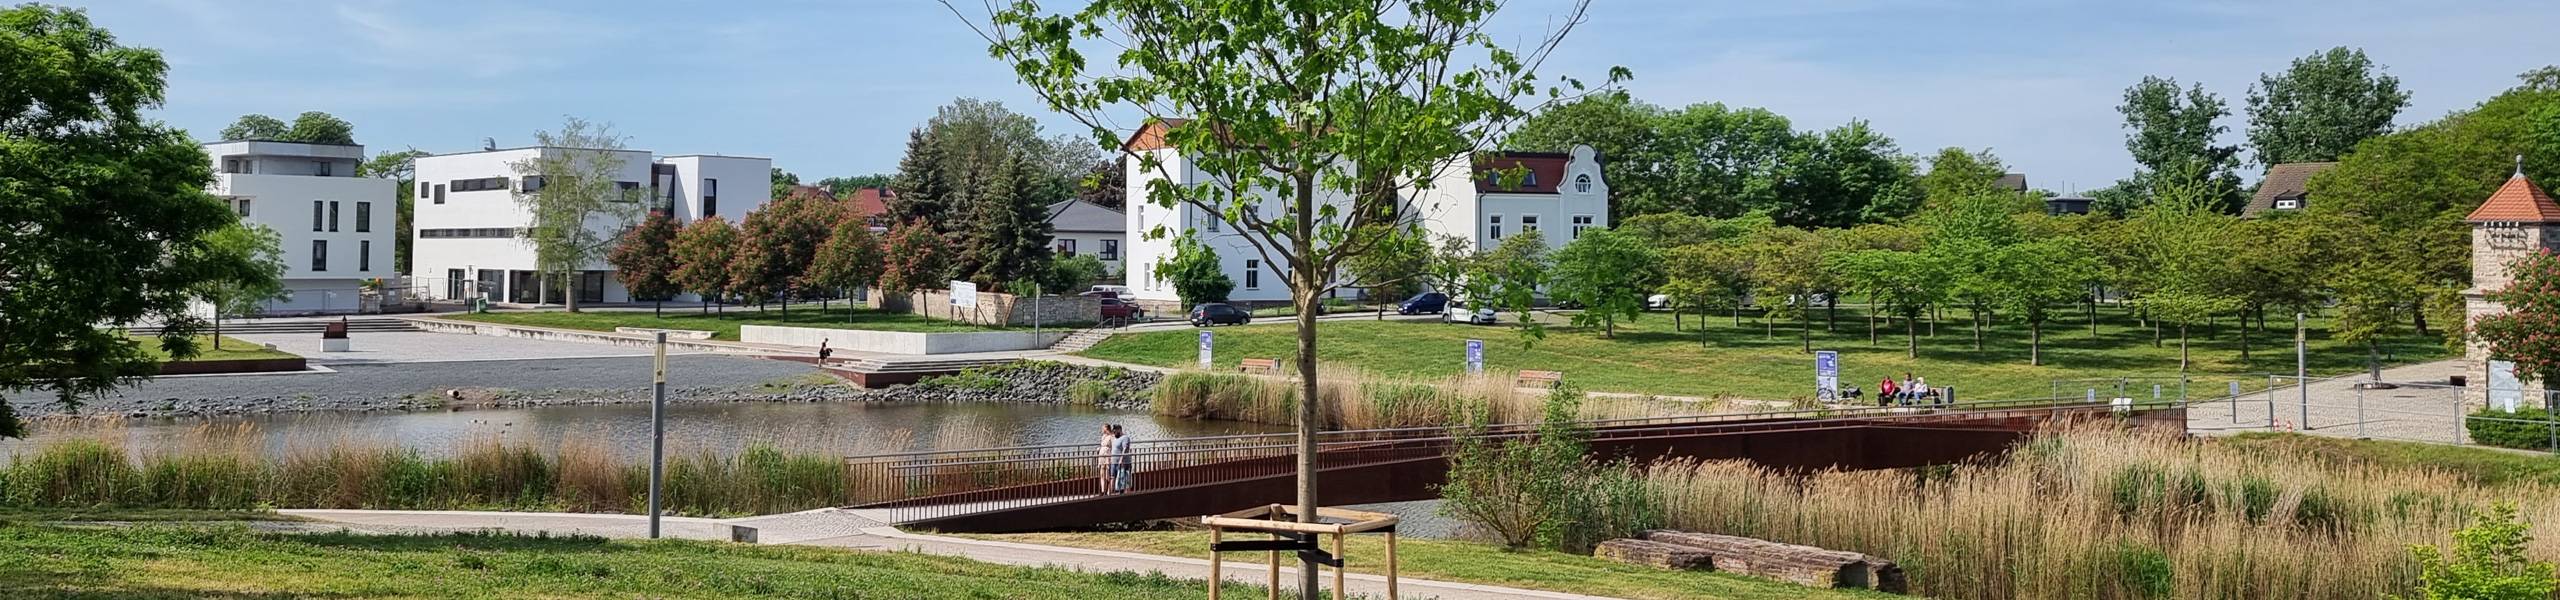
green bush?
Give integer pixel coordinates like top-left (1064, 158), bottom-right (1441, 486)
top-left (2403, 503), bottom-right (2558, 600)
top-left (2105, 541), bottom-right (2175, 598)
top-left (2467, 406), bottom-right (2560, 451)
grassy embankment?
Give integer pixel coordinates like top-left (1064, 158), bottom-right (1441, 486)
top-left (1626, 427), bottom-right (2560, 599)
top-left (446, 306), bottom-right (1002, 341)
top-left (966, 531), bottom-right (1894, 600)
top-left (130, 334), bottom-right (296, 361)
top-left (0, 523), bottom-right (1272, 599)
top-left (1149, 369), bottom-right (1725, 429)
top-left (1085, 307), bottom-right (2451, 401)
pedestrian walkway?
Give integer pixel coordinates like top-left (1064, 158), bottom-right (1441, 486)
top-left (2187, 359), bottom-right (2474, 444)
top-left (275, 508), bottom-right (1621, 600)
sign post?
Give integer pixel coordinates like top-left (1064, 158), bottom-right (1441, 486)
top-left (1464, 339), bottom-right (1485, 374)
top-left (1198, 330), bottom-right (1214, 369)
top-left (1814, 350), bottom-right (1839, 404)
top-left (647, 332), bottom-right (667, 539)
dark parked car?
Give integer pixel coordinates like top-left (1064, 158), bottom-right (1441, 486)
top-left (1397, 292), bottom-right (1449, 315)
top-left (1098, 297), bottom-right (1142, 320)
top-left (1189, 303), bottom-right (1251, 326)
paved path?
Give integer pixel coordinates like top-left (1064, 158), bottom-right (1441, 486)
top-left (2187, 359), bottom-right (2474, 444)
top-left (276, 509), bottom-right (1619, 600)
top-left (238, 331), bottom-right (702, 365)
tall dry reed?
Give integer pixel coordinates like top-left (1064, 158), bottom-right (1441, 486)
top-left (1151, 368), bottom-right (1723, 430)
top-left (1639, 424), bottom-right (2557, 600)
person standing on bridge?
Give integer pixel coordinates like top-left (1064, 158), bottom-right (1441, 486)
top-left (1109, 424), bottom-right (1134, 494)
top-left (1097, 424), bottom-right (1121, 495)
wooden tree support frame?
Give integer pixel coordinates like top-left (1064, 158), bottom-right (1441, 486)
top-left (1201, 504), bottom-right (1400, 600)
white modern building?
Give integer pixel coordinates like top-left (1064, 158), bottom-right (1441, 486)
top-left (409, 146), bottom-right (770, 304)
top-left (1046, 199), bottom-right (1126, 275)
top-left (1118, 118), bottom-right (1611, 308)
top-left (204, 140), bottom-right (399, 314)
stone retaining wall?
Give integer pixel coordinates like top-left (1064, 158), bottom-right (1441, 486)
top-left (894, 289), bottom-right (1100, 327)
top-left (404, 318), bottom-right (751, 354)
top-left (738, 325), bottom-right (1067, 355)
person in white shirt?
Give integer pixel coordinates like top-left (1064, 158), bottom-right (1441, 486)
top-left (1096, 424), bottom-right (1119, 495)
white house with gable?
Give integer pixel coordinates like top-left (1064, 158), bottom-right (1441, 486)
top-left (409, 146), bottom-right (769, 305)
top-left (1117, 118), bottom-right (1610, 309)
top-left (203, 139), bottom-right (399, 314)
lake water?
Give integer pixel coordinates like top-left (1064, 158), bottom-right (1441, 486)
top-left (1, 401), bottom-right (1288, 462)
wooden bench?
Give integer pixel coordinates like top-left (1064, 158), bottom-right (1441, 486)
top-left (1237, 358), bottom-right (1283, 375)
top-left (1515, 370), bottom-right (1564, 388)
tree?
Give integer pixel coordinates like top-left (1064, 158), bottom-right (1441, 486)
top-left (607, 211), bottom-right (682, 316)
top-left (809, 216), bottom-right (886, 316)
top-left (974, 3), bottom-right (1606, 581)
top-left (1746, 227), bottom-right (1827, 349)
top-left (1504, 90), bottom-right (1669, 221)
top-left (1073, 159), bottom-right (1126, 210)
top-left (770, 167), bottom-right (802, 200)
top-left (877, 219), bottom-right (946, 299)
top-left (1829, 249), bottom-right (1945, 358)
top-left (958, 151), bottom-right (1057, 290)
top-left (2246, 47), bottom-right (2410, 167)
top-left (1549, 229), bottom-right (1657, 338)
top-left (1918, 147), bottom-right (2012, 208)
top-left (509, 116), bottom-right (647, 312)
top-left (1990, 237), bottom-right (2100, 365)
top-left (2219, 213), bottom-right (2336, 362)
top-left (1924, 191), bottom-right (2028, 350)
top-left (1474, 231), bottom-right (1553, 334)
top-left (729, 188), bottom-right (843, 313)
top-left (1343, 224), bottom-right (1431, 306)
top-left (3, 5), bottom-right (266, 436)
top-left (1660, 242), bottom-right (1748, 340)
top-left (817, 173), bottom-right (894, 197)
top-left (1157, 232), bottom-right (1233, 307)
top-left (1656, 102), bottom-right (1795, 218)
top-left (1038, 253), bottom-right (1109, 294)
top-left (2119, 76), bottom-right (2245, 213)
top-left (2124, 168), bottom-right (2241, 371)
top-left (670, 217), bottom-right (738, 312)
top-left (361, 148), bottom-right (428, 270)
top-left (1774, 120), bottom-right (1921, 227)
top-left (219, 114), bottom-right (287, 141)
top-left (2399, 503), bottom-right (2558, 600)
top-left (2474, 249), bottom-right (2560, 391)
top-left (283, 111), bottom-right (353, 145)
top-left (194, 224), bottom-right (286, 348)
top-left (886, 128), bottom-right (956, 227)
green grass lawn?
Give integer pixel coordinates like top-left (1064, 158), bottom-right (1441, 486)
top-left (131, 334), bottom-right (296, 361)
top-left (2220, 432), bottom-right (2560, 487)
top-left (446, 305), bottom-right (1004, 340)
top-left (964, 531), bottom-right (1894, 600)
top-left (0, 524), bottom-right (1276, 599)
top-left (1083, 305), bottom-right (2452, 401)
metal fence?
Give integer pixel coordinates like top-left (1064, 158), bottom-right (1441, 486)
top-left (2174, 373), bottom-right (2560, 450)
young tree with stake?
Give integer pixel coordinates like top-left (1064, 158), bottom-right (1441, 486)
top-left (511, 117), bottom-right (647, 312)
top-left (959, 1), bottom-right (1612, 590)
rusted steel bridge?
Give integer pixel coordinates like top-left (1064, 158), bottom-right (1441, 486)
top-left (846, 400), bottom-right (2187, 533)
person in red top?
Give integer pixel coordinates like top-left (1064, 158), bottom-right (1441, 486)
top-left (1877, 377), bottom-right (1898, 407)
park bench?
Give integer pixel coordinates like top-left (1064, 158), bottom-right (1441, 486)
top-left (1515, 370), bottom-right (1564, 389)
top-left (1238, 358), bottom-right (1283, 375)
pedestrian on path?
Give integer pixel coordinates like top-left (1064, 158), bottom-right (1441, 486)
top-left (818, 340), bottom-right (833, 364)
top-left (1108, 424), bottom-right (1134, 494)
top-left (1096, 424), bottom-right (1119, 495)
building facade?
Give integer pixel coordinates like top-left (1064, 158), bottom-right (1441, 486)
top-left (1046, 199), bottom-right (1126, 276)
top-left (2464, 169), bottom-right (2560, 411)
top-left (409, 146), bottom-right (770, 304)
top-left (1119, 120), bottom-right (1364, 306)
top-left (203, 140), bottom-right (399, 314)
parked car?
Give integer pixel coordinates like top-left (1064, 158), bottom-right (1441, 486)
top-left (1189, 303), bottom-right (1252, 326)
top-left (1445, 303), bottom-right (1498, 325)
top-left (1646, 294), bottom-right (1672, 310)
top-left (1397, 292), bottom-right (1449, 315)
top-left (1090, 284), bottom-right (1134, 297)
top-left (1098, 297), bottom-right (1142, 320)
top-left (1079, 289), bottom-right (1118, 299)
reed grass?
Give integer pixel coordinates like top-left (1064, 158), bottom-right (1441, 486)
top-left (1150, 368), bottom-right (1723, 429)
top-left (0, 420), bottom-right (862, 517)
top-left (1634, 425), bottom-right (2560, 599)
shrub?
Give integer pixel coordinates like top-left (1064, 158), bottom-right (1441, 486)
top-left (2403, 503), bottom-right (2559, 600)
top-left (2105, 541), bottom-right (2175, 598)
top-left (2467, 406), bottom-right (2560, 451)
top-left (1439, 385), bottom-right (1618, 551)
top-left (1065, 380), bottom-right (1115, 406)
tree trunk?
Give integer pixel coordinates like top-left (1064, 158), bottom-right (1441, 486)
top-left (655, 299), bottom-right (664, 318)
top-left (1733, 305), bottom-right (1741, 327)
top-left (1799, 298), bottom-right (1811, 353)
top-left (2030, 319), bottom-right (2043, 366)
top-left (2088, 300), bottom-right (2098, 336)
top-left (2413, 304), bottom-right (2430, 336)
top-left (2152, 319), bottom-right (2162, 348)
top-left (1605, 312), bottom-right (1615, 339)
top-left (1765, 309), bottom-right (1774, 338)
top-left (2178, 323), bottom-right (2190, 372)
top-left (213, 317), bottom-right (223, 349)
top-left (1868, 311), bottom-right (1879, 346)
top-left (1288, 170), bottom-right (1322, 600)
top-left (2239, 310), bottom-right (2252, 363)
top-left (1971, 304), bottom-right (1984, 351)
top-left (1825, 294), bottom-right (1837, 332)
top-left (1906, 312), bottom-right (1919, 359)
top-left (2369, 340), bottom-right (2383, 381)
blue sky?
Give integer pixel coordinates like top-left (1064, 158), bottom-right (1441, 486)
top-left (72, 0), bottom-right (2560, 192)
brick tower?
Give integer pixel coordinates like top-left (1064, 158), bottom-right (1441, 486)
top-left (2462, 161), bottom-right (2560, 410)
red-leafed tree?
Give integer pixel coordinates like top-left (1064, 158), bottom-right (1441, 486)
top-left (607, 211), bottom-right (682, 316)
top-left (808, 217), bottom-right (885, 316)
top-left (670, 217), bottom-right (738, 313)
top-left (2475, 249), bottom-right (2560, 391)
top-left (728, 189), bottom-right (843, 315)
top-left (878, 219), bottom-right (946, 300)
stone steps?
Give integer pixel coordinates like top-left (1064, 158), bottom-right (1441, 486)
top-left (135, 318), bottom-right (418, 336)
top-left (1048, 329), bottom-right (1116, 352)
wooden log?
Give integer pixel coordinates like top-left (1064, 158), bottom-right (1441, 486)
top-left (1641, 530), bottom-right (1904, 593)
top-left (1593, 539), bottom-right (1715, 570)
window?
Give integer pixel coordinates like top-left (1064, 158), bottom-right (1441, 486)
top-left (1521, 214), bottom-right (1541, 233)
top-left (359, 240), bottom-right (371, 272)
top-left (703, 178), bottom-right (719, 216)
top-left (228, 198), bottom-right (251, 218)
top-left (355, 202), bottom-right (372, 232)
top-left (1101, 239), bottom-right (1119, 260)
top-left (448, 177), bottom-right (508, 192)
top-left (432, 184), bottom-right (445, 204)
top-left (521, 175), bottom-right (545, 193)
top-left (1204, 208), bottom-right (1220, 232)
top-left (1522, 171), bottom-right (1537, 188)
top-left (1571, 214), bottom-right (1595, 239)
top-left (1488, 214), bottom-right (1503, 240)
top-left (310, 240), bottom-right (328, 272)
top-left (328, 201), bottom-right (340, 232)
top-left (2274, 198), bottom-right (2299, 210)
top-left (311, 200), bottom-right (324, 231)
top-left (2489, 227), bottom-right (2528, 250)
top-left (446, 269), bottom-right (465, 300)
top-left (418, 228), bottom-right (518, 239)
top-left (1057, 239), bottom-right (1078, 256)
top-left (1245, 259), bottom-right (1262, 290)
top-left (315, 161), bottom-right (332, 177)
top-left (223, 159), bottom-right (244, 174)
top-left (1574, 173), bottom-right (1592, 193)
top-left (419, 181), bottom-right (430, 200)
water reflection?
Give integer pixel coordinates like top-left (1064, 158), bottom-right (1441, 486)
top-left (1, 402), bottom-right (1288, 462)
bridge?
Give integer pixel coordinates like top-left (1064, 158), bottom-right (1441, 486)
top-left (845, 399), bottom-right (2188, 533)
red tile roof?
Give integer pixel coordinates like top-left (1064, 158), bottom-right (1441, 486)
top-left (2467, 173), bottom-right (2560, 223)
top-left (849, 186), bottom-right (892, 219)
top-left (1120, 118), bottom-right (1189, 153)
top-left (1474, 152), bottom-right (1570, 195)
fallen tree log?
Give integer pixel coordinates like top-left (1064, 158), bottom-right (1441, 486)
top-left (1593, 538), bottom-right (1715, 570)
top-left (1639, 530), bottom-right (1905, 593)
